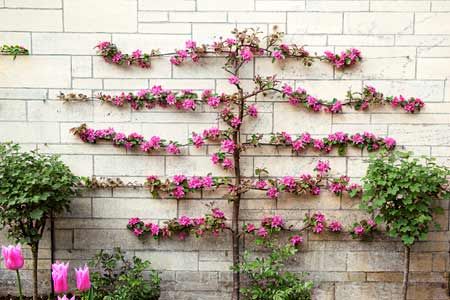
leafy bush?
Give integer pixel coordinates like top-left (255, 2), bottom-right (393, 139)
top-left (361, 151), bottom-right (449, 246)
top-left (0, 142), bottom-right (79, 298)
top-left (361, 150), bottom-right (449, 299)
top-left (88, 248), bottom-right (160, 300)
top-left (238, 243), bottom-right (313, 300)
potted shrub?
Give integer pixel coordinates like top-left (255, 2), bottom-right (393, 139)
top-left (0, 143), bottom-right (79, 300)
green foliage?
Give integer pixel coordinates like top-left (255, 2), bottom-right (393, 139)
top-left (237, 242), bottom-right (313, 300)
top-left (361, 151), bottom-right (449, 246)
top-left (0, 44), bottom-right (29, 59)
top-left (0, 142), bottom-right (79, 246)
top-left (88, 247), bottom-right (160, 300)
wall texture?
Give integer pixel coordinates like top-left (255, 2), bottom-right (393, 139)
top-left (0, 0), bottom-right (450, 299)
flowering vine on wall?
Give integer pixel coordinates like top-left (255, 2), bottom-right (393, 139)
top-left (65, 28), bottom-right (428, 300)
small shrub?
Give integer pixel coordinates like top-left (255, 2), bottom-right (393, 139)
top-left (88, 248), bottom-right (160, 300)
top-left (238, 242), bottom-right (313, 300)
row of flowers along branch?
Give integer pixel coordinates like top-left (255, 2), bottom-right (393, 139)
top-left (95, 29), bottom-right (361, 70)
top-left (62, 82), bottom-right (424, 114)
top-left (71, 124), bottom-right (397, 170)
top-left (127, 209), bottom-right (379, 244)
top-left (79, 160), bottom-right (364, 201)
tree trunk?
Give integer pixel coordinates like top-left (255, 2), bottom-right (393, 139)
top-left (231, 113), bottom-right (242, 300)
top-left (31, 243), bottom-right (39, 300)
top-left (402, 245), bottom-right (410, 300)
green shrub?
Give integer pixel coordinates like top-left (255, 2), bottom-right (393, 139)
top-left (88, 248), bottom-right (160, 300)
top-left (0, 142), bottom-right (79, 298)
top-left (238, 243), bottom-right (313, 300)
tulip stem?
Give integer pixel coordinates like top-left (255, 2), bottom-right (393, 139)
top-left (16, 269), bottom-right (23, 300)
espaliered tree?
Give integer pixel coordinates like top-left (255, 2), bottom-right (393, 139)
top-left (67, 28), bottom-right (427, 300)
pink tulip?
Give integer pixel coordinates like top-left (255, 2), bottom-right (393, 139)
top-left (1, 244), bottom-right (24, 270)
top-left (75, 265), bottom-right (91, 292)
top-left (52, 261), bottom-right (69, 294)
top-left (58, 296), bottom-right (75, 300)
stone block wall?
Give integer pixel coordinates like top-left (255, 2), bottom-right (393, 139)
top-left (0, 0), bottom-right (449, 299)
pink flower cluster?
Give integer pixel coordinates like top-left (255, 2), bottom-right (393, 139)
top-left (351, 219), bottom-right (378, 240)
top-left (270, 131), bottom-right (396, 154)
top-left (146, 175), bottom-right (220, 199)
top-left (96, 41), bottom-right (152, 68)
top-left (271, 44), bottom-right (309, 62)
top-left (127, 208), bottom-right (227, 240)
top-left (304, 212), bottom-right (343, 234)
top-left (323, 48), bottom-right (362, 69)
top-left (72, 124), bottom-right (183, 155)
top-left (244, 215), bottom-right (286, 238)
top-left (391, 95), bottom-right (425, 113)
top-left (170, 40), bottom-right (203, 65)
top-left (281, 84), bottom-right (425, 114)
top-left (98, 86), bottom-right (204, 111)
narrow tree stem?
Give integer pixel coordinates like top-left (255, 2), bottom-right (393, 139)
top-left (31, 243), bottom-right (39, 300)
top-left (402, 245), bottom-right (410, 300)
top-left (16, 269), bottom-right (23, 300)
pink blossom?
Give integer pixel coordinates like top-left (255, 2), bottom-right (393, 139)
top-left (228, 75), bottom-right (240, 85)
top-left (292, 140), bottom-right (304, 152)
top-left (281, 132), bottom-right (292, 144)
top-left (272, 50), bottom-right (284, 60)
top-left (266, 187), bottom-right (279, 199)
top-left (194, 218), bottom-right (205, 225)
top-left (221, 139), bottom-right (236, 153)
top-left (246, 223), bottom-right (256, 233)
top-left (188, 176), bottom-right (203, 189)
top-left (96, 41), bottom-right (111, 50)
top-left (207, 96), bottom-right (221, 108)
top-left (282, 84), bottom-right (293, 95)
top-left (226, 38), bottom-right (236, 45)
top-left (178, 216), bottom-right (192, 226)
top-left (281, 176), bottom-right (296, 189)
top-left (329, 221), bottom-right (342, 232)
top-left (133, 228), bottom-right (143, 236)
top-left (230, 117), bottom-right (242, 128)
top-left (150, 223), bottom-right (160, 236)
top-left (247, 104), bottom-right (258, 118)
top-left (203, 127), bottom-right (221, 139)
top-left (290, 235), bottom-right (303, 246)
top-left (173, 175), bottom-right (186, 185)
top-left (132, 49), bottom-right (142, 59)
top-left (185, 40), bottom-right (197, 49)
top-left (354, 225), bottom-right (365, 236)
top-left (257, 227), bottom-right (268, 237)
top-left (222, 158), bottom-right (234, 169)
top-left (384, 137), bottom-right (396, 149)
top-left (367, 219), bottom-right (377, 228)
top-left (75, 265), bottom-right (91, 292)
top-left (212, 208), bottom-right (225, 219)
top-left (211, 153), bottom-right (220, 164)
top-left (182, 99), bottom-right (196, 110)
top-left (202, 176), bottom-right (214, 188)
top-left (314, 212), bottom-right (326, 223)
top-left (240, 47), bottom-right (254, 62)
top-left (315, 160), bottom-right (330, 175)
top-left (329, 101), bottom-right (343, 113)
top-left (313, 222), bottom-right (324, 234)
top-left (254, 180), bottom-right (267, 189)
top-left (112, 52), bottom-right (123, 63)
top-left (172, 186), bottom-right (186, 199)
top-left (128, 217), bottom-right (141, 226)
top-left (351, 133), bottom-right (364, 145)
top-left (271, 215), bottom-right (284, 228)
top-left (166, 143), bottom-right (181, 155)
top-left (192, 134), bottom-right (204, 148)
top-left (313, 139), bottom-right (325, 151)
